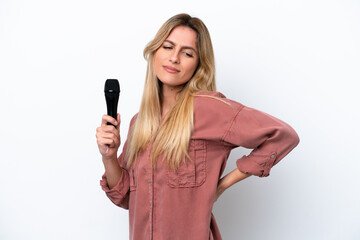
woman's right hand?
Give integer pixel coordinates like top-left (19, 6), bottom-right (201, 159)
top-left (96, 114), bottom-right (121, 160)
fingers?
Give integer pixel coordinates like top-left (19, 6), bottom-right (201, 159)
top-left (103, 131), bottom-right (120, 145)
top-left (101, 114), bottom-right (119, 127)
top-left (96, 131), bottom-right (120, 147)
top-left (97, 114), bottom-right (122, 156)
top-left (96, 127), bottom-right (120, 145)
top-left (96, 114), bottom-right (120, 147)
top-left (97, 136), bottom-right (119, 148)
top-left (97, 125), bottom-right (120, 136)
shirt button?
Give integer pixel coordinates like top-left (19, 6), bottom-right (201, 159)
top-left (270, 154), bottom-right (275, 159)
top-left (148, 179), bottom-right (151, 183)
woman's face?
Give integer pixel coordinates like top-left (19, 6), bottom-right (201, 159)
top-left (154, 26), bottom-right (199, 89)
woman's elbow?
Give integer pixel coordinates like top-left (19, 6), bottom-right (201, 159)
top-left (284, 125), bottom-right (300, 149)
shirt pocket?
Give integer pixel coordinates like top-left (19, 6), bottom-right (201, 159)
top-left (167, 139), bottom-right (207, 188)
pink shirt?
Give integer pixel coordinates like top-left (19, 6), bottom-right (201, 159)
top-left (100, 91), bottom-right (300, 240)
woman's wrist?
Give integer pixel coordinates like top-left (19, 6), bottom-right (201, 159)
top-left (102, 155), bottom-right (117, 162)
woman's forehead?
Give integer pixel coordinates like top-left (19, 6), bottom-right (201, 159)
top-left (165, 26), bottom-right (198, 50)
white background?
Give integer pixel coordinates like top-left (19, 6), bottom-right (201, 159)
top-left (0, 0), bottom-right (359, 239)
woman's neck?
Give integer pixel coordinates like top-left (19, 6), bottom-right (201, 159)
top-left (161, 84), bottom-right (183, 120)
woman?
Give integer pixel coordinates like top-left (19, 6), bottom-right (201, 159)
top-left (96, 13), bottom-right (300, 240)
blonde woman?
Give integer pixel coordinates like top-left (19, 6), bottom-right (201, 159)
top-left (96, 13), bottom-right (300, 240)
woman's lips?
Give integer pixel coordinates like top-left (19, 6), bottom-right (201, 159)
top-left (163, 66), bottom-right (180, 73)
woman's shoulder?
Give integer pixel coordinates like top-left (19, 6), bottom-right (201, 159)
top-left (129, 112), bottom-right (139, 127)
top-left (195, 91), bottom-right (226, 98)
top-left (192, 91), bottom-right (245, 133)
top-left (194, 91), bottom-right (244, 110)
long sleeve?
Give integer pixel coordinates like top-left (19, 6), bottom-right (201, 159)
top-left (99, 113), bottom-right (138, 209)
top-left (100, 139), bottom-right (131, 209)
top-left (223, 105), bottom-right (300, 177)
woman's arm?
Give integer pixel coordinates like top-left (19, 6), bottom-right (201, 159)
top-left (97, 113), bottom-right (133, 209)
top-left (98, 113), bottom-right (138, 209)
top-left (223, 106), bottom-right (300, 178)
top-left (214, 105), bottom-right (299, 201)
top-left (96, 114), bottom-right (122, 189)
top-left (102, 156), bottom-right (123, 189)
top-left (215, 168), bottom-right (251, 201)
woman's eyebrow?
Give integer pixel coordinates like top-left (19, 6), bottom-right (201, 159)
top-left (164, 40), bottom-right (197, 53)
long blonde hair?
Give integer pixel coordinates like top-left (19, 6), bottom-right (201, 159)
top-left (126, 13), bottom-right (216, 171)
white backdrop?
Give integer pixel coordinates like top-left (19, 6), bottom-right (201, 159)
top-left (1, 0), bottom-right (359, 239)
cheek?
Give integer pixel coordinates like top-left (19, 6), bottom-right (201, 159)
top-left (185, 61), bottom-right (198, 77)
top-left (154, 54), bottom-right (162, 75)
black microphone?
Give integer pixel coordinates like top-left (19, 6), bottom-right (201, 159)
top-left (104, 79), bottom-right (120, 128)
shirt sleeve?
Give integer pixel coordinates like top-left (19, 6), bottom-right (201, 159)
top-left (99, 113), bottom-right (138, 209)
top-left (223, 106), bottom-right (300, 177)
top-left (100, 139), bottom-right (131, 209)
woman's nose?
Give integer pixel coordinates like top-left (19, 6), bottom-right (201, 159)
top-left (169, 50), bottom-right (180, 64)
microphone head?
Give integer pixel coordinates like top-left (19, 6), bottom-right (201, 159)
top-left (104, 79), bottom-right (120, 93)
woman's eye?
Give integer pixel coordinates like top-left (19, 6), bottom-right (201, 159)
top-left (163, 46), bottom-right (172, 50)
top-left (184, 52), bottom-right (193, 58)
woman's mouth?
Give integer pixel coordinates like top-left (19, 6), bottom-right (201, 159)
top-left (163, 66), bottom-right (180, 73)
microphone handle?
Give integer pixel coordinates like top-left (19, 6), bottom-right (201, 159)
top-left (105, 93), bottom-right (119, 128)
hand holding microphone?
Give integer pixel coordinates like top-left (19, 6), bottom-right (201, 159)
top-left (96, 79), bottom-right (121, 160)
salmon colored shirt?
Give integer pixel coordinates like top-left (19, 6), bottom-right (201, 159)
top-left (100, 91), bottom-right (300, 240)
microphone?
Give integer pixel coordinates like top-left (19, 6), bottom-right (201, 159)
top-left (104, 79), bottom-right (120, 128)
